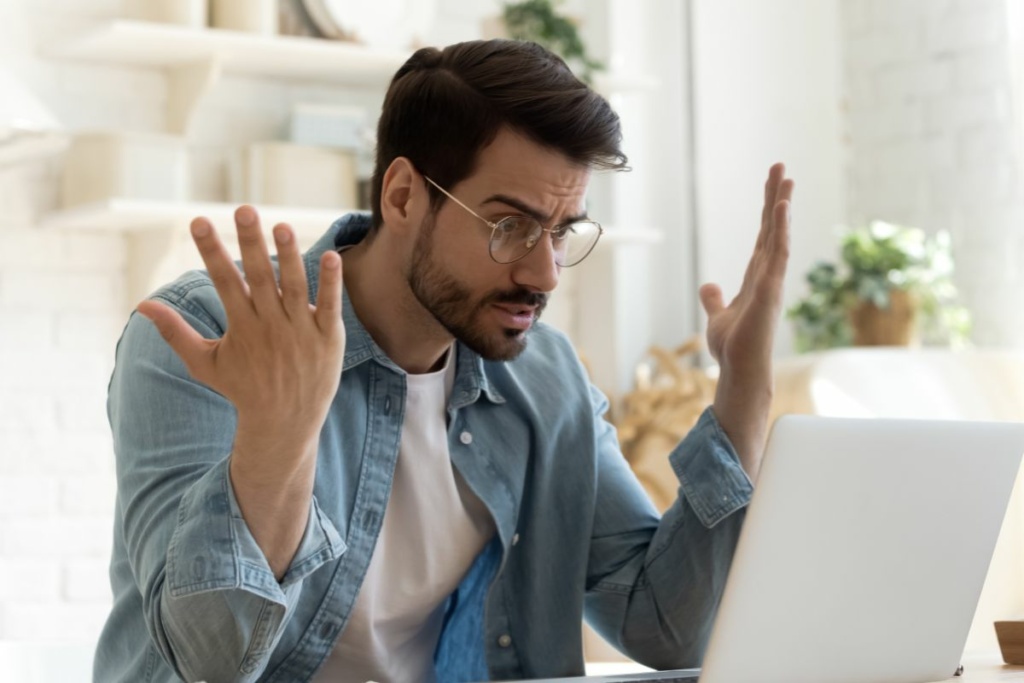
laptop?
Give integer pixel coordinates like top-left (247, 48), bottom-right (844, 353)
top-left (526, 415), bottom-right (1024, 683)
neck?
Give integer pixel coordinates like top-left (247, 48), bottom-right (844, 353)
top-left (342, 234), bottom-right (454, 374)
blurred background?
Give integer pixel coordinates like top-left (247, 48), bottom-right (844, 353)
top-left (2, 0), bottom-right (1024, 677)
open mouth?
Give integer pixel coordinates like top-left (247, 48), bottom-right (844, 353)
top-left (491, 303), bottom-right (536, 331)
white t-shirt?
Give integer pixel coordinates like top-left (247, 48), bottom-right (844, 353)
top-left (315, 347), bottom-right (496, 682)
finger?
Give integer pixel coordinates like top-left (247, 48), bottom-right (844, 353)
top-left (757, 163), bottom-right (785, 251)
top-left (137, 300), bottom-right (215, 381)
top-left (760, 169), bottom-right (793, 260)
top-left (767, 179), bottom-right (795, 255)
top-left (776, 176), bottom-right (795, 207)
top-left (314, 250), bottom-right (344, 335)
top-left (746, 200), bottom-right (791, 307)
top-left (273, 223), bottom-right (310, 319)
top-left (699, 283), bottom-right (726, 317)
top-left (190, 217), bottom-right (252, 316)
top-left (766, 198), bottom-right (793, 280)
top-left (234, 205), bottom-right (281, 316)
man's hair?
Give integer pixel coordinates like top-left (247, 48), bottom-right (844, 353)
top-left (369, 39), bottom-right (628, 230)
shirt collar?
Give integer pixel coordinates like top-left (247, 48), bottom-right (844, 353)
top-left (303, 213), bottom-right (506, 405)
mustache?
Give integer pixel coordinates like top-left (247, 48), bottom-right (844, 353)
top-left (487, 289), bottom-right (548, 308)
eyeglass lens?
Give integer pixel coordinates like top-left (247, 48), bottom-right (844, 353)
top-left (489, 216), bottom-right (601, 266)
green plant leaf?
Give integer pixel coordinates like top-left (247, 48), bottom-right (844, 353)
top-left (502, 0), bottom-right (605, 83)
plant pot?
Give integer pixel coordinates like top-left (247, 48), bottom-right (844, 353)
top-left (995, 620), bottom-right (1024, 664)
top-left (848, 289), bottom-right (918, 346)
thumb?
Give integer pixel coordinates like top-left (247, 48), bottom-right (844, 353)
top-left (136, 300), bottom-right (212, 379)
top-left (699, 283), bottom-right (725, 317)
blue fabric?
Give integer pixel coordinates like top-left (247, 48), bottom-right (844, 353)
top-left (94, 213), bottom-right (753, 682)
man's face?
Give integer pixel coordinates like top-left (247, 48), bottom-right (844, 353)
top-left (407, 128), bottom-right (591, 361)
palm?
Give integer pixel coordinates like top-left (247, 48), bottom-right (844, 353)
top-left (701, 164), bottom-right (793, 376)
top-left (137, 207), bottom-right (346, 443)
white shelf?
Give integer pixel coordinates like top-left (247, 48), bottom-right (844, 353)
top-left (42, 21), bottom-right (657, 132)
top-left (45, 20), bottom-right (409, 86)
top-left (46, 20), bottom-right (659, 92)
top-left (39, 198), bottom-right (346, 237)
top-left (44, 20), bottom-right (410, 133)
top-left (39, 198), bottom-right (662, 246)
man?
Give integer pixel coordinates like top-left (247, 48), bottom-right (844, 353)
top-left (94, 39), bottom-right (793, 682)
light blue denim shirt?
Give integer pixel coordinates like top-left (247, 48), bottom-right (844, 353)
top-left (94, 213), bottom-right (754, 683)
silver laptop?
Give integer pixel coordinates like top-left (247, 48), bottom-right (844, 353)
top-left (527, 415), bottom-right (1024, 683)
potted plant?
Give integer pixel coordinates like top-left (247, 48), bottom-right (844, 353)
top-left (483, 0), bottom-right (604, 84)
top-left (787, 221), bottom-right (972, 352)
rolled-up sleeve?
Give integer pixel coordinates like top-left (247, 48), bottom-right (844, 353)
top-left (669, 408), bottom-right (754, 528)
top-left (111, 296), bottom-right (345, 682)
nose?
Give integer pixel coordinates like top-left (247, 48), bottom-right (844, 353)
top-left (511, 231), bottom-right (561, 293)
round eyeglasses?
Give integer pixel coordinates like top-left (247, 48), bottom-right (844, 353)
top-left (424, 176), bottom-right (603, 267)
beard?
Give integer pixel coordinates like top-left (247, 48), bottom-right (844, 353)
top-left (408, 215), bottom-right (548, 361)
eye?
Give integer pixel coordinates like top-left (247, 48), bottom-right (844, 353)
top-left (551, 224), bottom-right (575, 241)
top-left (495, 215), bottom-right (538, 236)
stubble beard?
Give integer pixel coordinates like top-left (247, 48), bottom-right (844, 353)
top-left (407, 215), bottom-right (548, 362)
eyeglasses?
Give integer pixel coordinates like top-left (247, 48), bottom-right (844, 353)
top-left (423, 176), bottom-right (603, 267)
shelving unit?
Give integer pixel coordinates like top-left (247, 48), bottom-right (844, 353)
top-left (38, 198), bottom-right (348, 237)
top-left (44, 20), bottom-right (407, 134)
top-left (45, 20), bottom-right (408, 85)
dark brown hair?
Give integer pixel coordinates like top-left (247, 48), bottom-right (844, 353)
top-left (369, 39), bottom-right (628, 230)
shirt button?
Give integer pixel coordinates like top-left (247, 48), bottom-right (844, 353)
top-left (460, 431), bottom-right (473, 445)
top-left (240, 656), bottom-right (258, 674)
top-left (497, 634), bottom-right (513, 648)
top-left (361, 509), bottom-right (379, 530)
top-left (511, 533), bottom-right (520, 546)
top-left (320, 620), bottom-right (340, 640)
top-left (384, 396), bottom-right (392, 414)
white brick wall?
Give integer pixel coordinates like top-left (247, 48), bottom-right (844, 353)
top-left (843, 0), bottom-right (1024, 347)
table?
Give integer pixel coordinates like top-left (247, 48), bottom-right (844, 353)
top-left (924, 653), bottom-right (1023, 681)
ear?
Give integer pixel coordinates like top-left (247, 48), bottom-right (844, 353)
top-left (380, 157), bottom-right (427, 234)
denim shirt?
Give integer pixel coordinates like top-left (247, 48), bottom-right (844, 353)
top-left (94, 213), bottom-right (753, 683)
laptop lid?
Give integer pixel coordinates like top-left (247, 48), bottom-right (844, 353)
top-left (698, 415), bottom-right (1024, 683)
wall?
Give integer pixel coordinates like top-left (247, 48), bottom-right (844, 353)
top-left (575, 0), bottom-right (698, 395)
top-left (841, 0), bottom-right (1024, 653)
top-left (691, 0), bottom-right (846, 359)
top-left (843, 0), bottom-right (1024, 348)
top-left (1, 0), bottom-right (133, 643)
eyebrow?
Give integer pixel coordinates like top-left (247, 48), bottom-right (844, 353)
top-left (481, 193), bottom-right (589, 225)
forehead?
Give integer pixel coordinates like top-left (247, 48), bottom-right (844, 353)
top-left (456, 128), bottom-right (591, 209)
